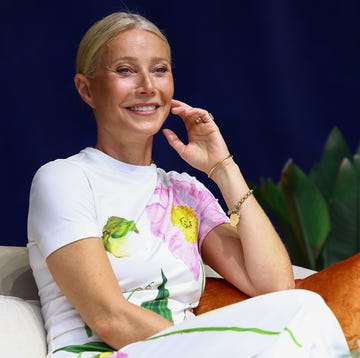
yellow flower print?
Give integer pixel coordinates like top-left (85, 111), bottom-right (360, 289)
top-left (171, 205), bottom-right (198, 243)
top-left (98, 353), bottom-right (114, 358)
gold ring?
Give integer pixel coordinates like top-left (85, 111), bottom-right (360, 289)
top-left (194, 117), bottom-right (202, 124)
top-left (201, 113), bottom-right (214, 123)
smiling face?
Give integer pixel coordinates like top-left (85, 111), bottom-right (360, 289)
top-left (77, 28), bottom-right (174, 143)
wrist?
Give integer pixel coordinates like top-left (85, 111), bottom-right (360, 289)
top-left (207, 154), bottom-right (233, 179)
top-left (208, 156), bottom-right (239, 183)
top-left (209, 158), bottom-right (251, 206)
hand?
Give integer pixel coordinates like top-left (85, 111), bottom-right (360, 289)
top-left (162, 99), bottom-right (230, 174)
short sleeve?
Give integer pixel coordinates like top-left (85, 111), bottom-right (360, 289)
top-left (197, 190), bottom-right (229, 249)
top-left (168, 171), bottom-right (229, 249)
top-left (27, 160), bottom-right (102, 258)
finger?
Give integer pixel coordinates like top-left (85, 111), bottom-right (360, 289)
top-left (190, 110), bottom-right (215, 126)
top-left (171, 99), bottom-right (215, 126)
top-left (171, 104), bottom-right (205, 122)
top-left (171, 101), bottom-right (191, 117)
top-left (199, 112), bottom-right (214, 123)
top-left (171, 99), bottom-right (192, 110)
top-left (171, 104), bottom-right (196, 124)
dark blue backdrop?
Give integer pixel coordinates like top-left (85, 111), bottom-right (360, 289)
top-left (1, 1), bottom-right (359, 246)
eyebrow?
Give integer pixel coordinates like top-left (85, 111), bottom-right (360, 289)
top-left (111, 56), bottom-right (170, 63)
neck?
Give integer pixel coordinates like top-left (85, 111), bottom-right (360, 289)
top-left (94, 141), bottom-right (153, 166)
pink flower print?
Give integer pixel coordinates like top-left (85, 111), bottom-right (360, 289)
top-left (109, 351), bottom-right (128, 358)
top-left (167, 227), bottom-right (201, 279)
top-left (146, 181), bottom-right (204, 280)
top-left (145, 201), bottom-right (172, 241)
top-left (170, 178), bottom-right (210, 208)
top-left (170, 178), bottom-right (229, 245)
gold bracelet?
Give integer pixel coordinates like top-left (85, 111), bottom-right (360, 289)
top-left (227, 189), bottom-right (254, 226)
top-left (208, 154), bottom-right (233, 179)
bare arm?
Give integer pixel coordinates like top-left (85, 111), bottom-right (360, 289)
top-left (46, 238), bottom-right (173, 350)
top-left (163, 99), bottom-right (295, 296)
top-left (201, 160), bottom-right (295, 296)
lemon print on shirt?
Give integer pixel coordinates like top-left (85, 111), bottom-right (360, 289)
top-left (171, 205), bottom-right (198, 243)
top-left (102, 216), bottom-right (139, 258)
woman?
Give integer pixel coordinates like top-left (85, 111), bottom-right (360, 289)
top-left (27, 11), bottom-right (350, 357)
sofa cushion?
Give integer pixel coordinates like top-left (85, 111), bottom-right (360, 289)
top-left (195, 253), bottom-right (360, 351)
top-left (296, 253), bottom-right (360, 351)
top-left (0, 246), bottom-right (39, 300)
top-left (0, 296), bottom-right (46, 357)
top-left (194, 277), bottom-right (248, 315)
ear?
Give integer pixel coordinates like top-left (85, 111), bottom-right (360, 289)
top-left (74, 74), bottom-right (95, 109)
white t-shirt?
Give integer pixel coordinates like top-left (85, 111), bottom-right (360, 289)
top-left (27, 147), bottom-right (228, 354)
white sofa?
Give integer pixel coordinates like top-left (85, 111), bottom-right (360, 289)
top-left (0, 246), bottom-right (47, 357)
top-left (0, 245), bottom-right (316, 358)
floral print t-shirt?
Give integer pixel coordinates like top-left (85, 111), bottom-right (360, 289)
top-left (27, 147), bottom-right (228, 356)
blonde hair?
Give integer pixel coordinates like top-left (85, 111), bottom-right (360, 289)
top-left (75, 12), bottom-right (171, 78)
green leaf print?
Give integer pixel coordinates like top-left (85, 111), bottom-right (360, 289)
top-left (53, 341), bottom-right (114, 354)
top-left (85, 322), bottom-right (93, 337)
top-left (141, 269), bottom-right (174, 323)
top-left (127, 281), bottom-right (154, 301)
top-left (102, 216), bottom-right (139, 257)
top-left (146, 326), bottom-right (302, 348)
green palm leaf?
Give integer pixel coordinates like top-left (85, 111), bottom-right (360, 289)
top-left (281, 160), bottom-right (330, 269)
top-left (254, 178), bottom-right (307, 265)
top-left (323, 157), bottom-right (360, 266)
top-left (309, 127), bottom-right (352, 201)
top-left (250, 127), bottom-right (359, 270)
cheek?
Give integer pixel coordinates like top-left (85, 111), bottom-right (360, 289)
top-left (94, 81), bottom-right (130, 105)
top-left (161, 78), bottom-right (174, 100)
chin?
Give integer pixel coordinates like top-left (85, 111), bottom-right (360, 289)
top-left (139, 123), bottom-right (164, 137)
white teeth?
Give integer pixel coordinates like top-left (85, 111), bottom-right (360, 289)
top-left (129, 106), bottom-right (156, 111)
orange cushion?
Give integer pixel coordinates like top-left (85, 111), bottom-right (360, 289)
top-left (196, 253), bottom-right (360, 350)
top-left (194, 278), bottom-right (249, 315)
top-left (296, 253), bottom-right (360, 351)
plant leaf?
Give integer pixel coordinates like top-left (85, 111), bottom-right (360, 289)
top-left (281, 160), bottom-right (331, 269)
top-left (309, 127), bottom-right (352, 201)
top-left (249, 178), bottom-right (289, 231)
top-left (323, 157), bottom-right (360, 267)
top-left (257, 178), bottom-right (310, 264)
top-left (258, 179), bottom-right (289, 223)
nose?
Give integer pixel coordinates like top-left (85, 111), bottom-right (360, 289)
top-left (136, 71), bottom-right (155, 95)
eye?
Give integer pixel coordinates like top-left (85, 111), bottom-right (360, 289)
top-left (155, 66), bottom-right (167, 73)
top-left (153, 65), bottom-right (170, 76)
top-left (116, 66), bottom-right (133, 75)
